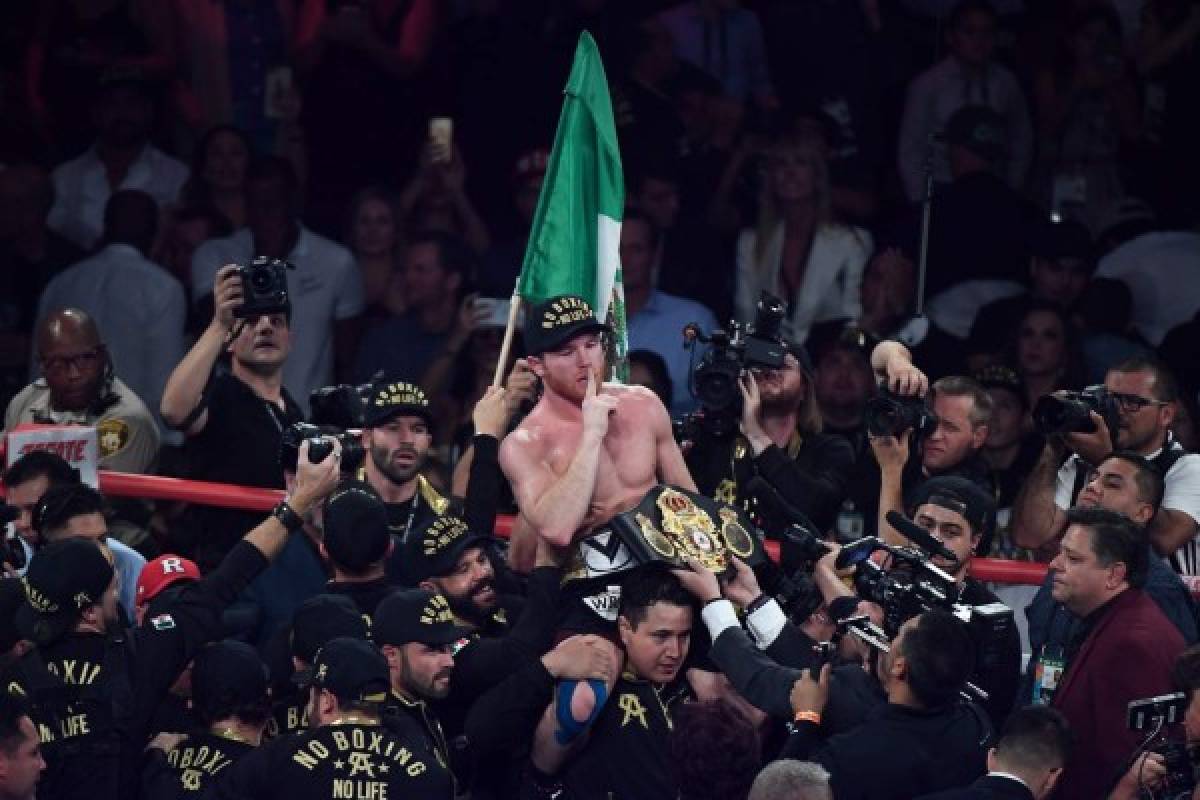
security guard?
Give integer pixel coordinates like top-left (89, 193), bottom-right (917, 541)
top-left (205, 637), bottom-right (452, 799)
top-left (142, 640), bottom-right (270, 798)
top-left (264, 594), bottom-right (369, 741)
top-left (11, 439), bottom-right (340, 800)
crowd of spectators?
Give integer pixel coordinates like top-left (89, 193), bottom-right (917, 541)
top-left (2, 0), bottom-right (1200, 798)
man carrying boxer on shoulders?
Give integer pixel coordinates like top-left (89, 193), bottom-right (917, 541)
top-left (499, 294), bottom-right (696, 768)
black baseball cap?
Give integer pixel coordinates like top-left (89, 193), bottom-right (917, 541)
top-left (323, 481), bottom-right (391, 572)
top-left (362, 380), bottom-right (433, 428)
top-left (16, 538), bottom-right (114, 646)
top-left (974, 365), bottom-right (1028, 410)
top-left (523, 295), bottom-right (609, 356)
top-left (402, 515), bottom-right (488, 584)
top-left (290, 594), bottom-right (369, 663)
top-left (373, 589), bottom-right (468, 648)
top-left (908, 476), bottom-right (996, 542)
top-left (293, 637), bottom-right (390, 704)
top-left (192, 640), bottom-right (270, 720)
top-left (944, 105), bottom-right (1008, 167)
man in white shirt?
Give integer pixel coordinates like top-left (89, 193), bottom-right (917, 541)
top-left (35, 190), bottom-right (185, 431)
top-left (896, 0), bottom-right (1032, 200)
top-left (47, 71), bottom-right (187, 250)
top-left (190, 157), bottom-right (364, 413)
top-left (1012, 356), bottom-right (1200, 573)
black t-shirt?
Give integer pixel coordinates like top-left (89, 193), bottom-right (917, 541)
top-left (208, 721), bottom-right (453, 799)
top-left (21, 541), bottom-right (268, 800)
top-left (326, 578), bottom-right (399, 624)
top-left (184, 373), bottom-right (303, 571)
top-left (142, 729), bottom-right (255, 799)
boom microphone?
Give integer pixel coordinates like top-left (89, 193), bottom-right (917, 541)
top-left (885, 510), bottom-right (958, 563)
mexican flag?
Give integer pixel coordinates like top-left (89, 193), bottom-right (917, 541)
top-left (517, 31), bottom-right (628, 377)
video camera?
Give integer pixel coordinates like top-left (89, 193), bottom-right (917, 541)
top-left (678, 292), bottom-right (789, 438)
top-left (1127, 693), bottom-right (1196, 800)
top-left (233, 256), bottom-right (294, 319)
top-left (836, 511), bottom-right (1015, 671)
top-left (1033, 385), bottom-right (1121, 436)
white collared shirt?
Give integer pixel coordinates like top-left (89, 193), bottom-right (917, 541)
top-left (191, 227), bottom-right (364, 413)
top-left (48, 145), bottom-right (189, 250)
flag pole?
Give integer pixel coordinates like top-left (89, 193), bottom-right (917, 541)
top-left (492, 281), bottom-right (522, 387)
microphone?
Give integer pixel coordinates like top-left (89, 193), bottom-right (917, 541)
top-left (885, 511), bottom-right (958, 563)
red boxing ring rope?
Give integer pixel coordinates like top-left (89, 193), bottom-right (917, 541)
top-left (92, 470), bottom-right (1052, 586)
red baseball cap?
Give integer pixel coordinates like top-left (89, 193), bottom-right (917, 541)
top-left (136, 554), bottom-right (201, 607)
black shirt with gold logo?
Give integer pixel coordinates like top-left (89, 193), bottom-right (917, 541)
top-left (142, 730), bottom-right (254, 799)
top-left (205, 720), bottom-right (452, 800)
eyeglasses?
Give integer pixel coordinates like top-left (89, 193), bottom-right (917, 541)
top-left (40, 347), bottom-right (103, 376)
top-left (1112, 392), bottom-right (1168, 413)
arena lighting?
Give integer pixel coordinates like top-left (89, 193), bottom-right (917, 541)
top-left (64, 470), bottom-right (1067, 588)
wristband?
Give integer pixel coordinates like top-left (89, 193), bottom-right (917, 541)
top-left (745, 593), bottom-right (771, 614)
top-left (793, 710), bottom-right (821, 725)
top-left (272, 501), bottom-right (305, 534)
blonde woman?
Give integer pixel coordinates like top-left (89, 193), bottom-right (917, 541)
top-left (735, 136), bottom-right (872, 343)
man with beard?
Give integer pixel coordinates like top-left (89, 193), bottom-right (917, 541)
top-left (374, 590), bottom-right (466, 790)
top-left (5, 308), bottom-right (160, 473)
top-left (1012, 356), bottom-right (1200, 573)
top-left (161, 263), bottom-right (304, 570)
top-left (685, 347), bottom-right (855, 571)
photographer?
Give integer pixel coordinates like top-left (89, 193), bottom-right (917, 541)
top-left (867, 375), bottom-right (996, 551)
top-left (680, 552), bottom-right (991, 800)
top-left (160, 263), bottom-right (304, 571)
top-left (1012, 357), bottom-right (1200, 572)
top-left (686, 345), bottom-right (855, 564)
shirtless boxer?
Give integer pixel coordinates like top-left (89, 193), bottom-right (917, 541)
top-left (499, 294), bottom-right (696, 769)
top-left (500, 294), bottom-right (697, 619)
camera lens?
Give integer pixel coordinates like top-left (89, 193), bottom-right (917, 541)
top-left (249, 266), bottom-right (273, 293)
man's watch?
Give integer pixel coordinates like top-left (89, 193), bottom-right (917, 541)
top-left (272, 500), bottom-right (305, 533)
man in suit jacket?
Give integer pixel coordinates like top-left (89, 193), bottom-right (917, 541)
top-left (916, 706), bottom-right (1071, 800)
top-left (1046, 507), bottom-right (1186, 799)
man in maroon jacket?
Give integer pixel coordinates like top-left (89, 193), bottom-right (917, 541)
top-left (1048, 506), bottom-right (1186, 799)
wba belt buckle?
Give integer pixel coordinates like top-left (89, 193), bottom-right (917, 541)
top-left (612, 485), bottom-right (765, 575)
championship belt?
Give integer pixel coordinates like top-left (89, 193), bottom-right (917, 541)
top-left (610, 485), bottom-right (767, 575)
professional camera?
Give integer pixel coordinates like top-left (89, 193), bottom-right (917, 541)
top-left (836, 513), bottom-right (1015, 669)
top-left (279, 422), bottom-right (365, 476)
top-left (310, 383), bottom-right (370, 430)
top-left (864, 389), bottom-right (937, 439)
top-left (1128, 693), bottom-right (1196, 800)
top-left (679, 292), bottom-right (788, 437)
top-left (234, 256), bottom-right (294, 319)
top-left (1032, 385), bottom-right (1121, 436)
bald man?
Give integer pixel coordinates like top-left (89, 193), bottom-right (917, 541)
top-left (5, 309), bottom-right (159, 473)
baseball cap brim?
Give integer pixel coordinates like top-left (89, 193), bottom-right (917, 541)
top-left (528, 320), bottom-right (609, 356)
top-left (364, 403), bottom-right (435, 428)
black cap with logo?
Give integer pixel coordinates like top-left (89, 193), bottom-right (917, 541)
top-left (974, 365), bottom-right (1028, 410)
top-left (323, 481), bottom-right (391, 572)
top-left (363, 380), bottom-right (433, 429)
top-left (373, 589), bottom-right (468, 648)
top-left (192, 640), bottom-right (270, 722)
top-left (16, 538), bottom-right (114, 646)
top-left (908, 475), bottom-right (997, 543)
top-left (523, 294), bottom-right (609, 356)
top-left (290, 594), bottom-right (369, 663)
top-left (293, 637), bottom-right (390, 704)
top-left (402, 515), bottom-right (487, 584)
